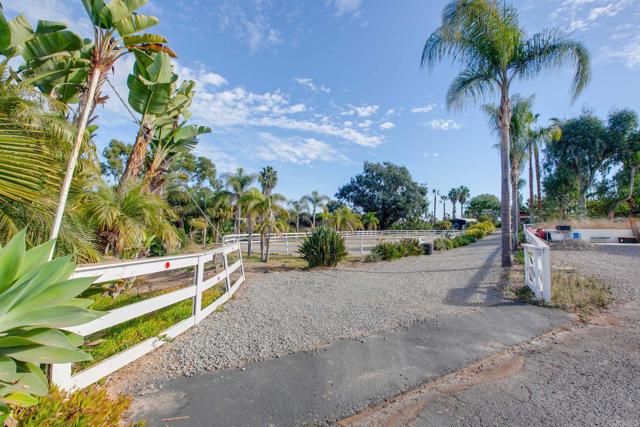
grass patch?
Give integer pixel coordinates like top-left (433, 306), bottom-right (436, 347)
top-left (513, 249), bottom-right (524, 265)
top-left (77, 286), bottom-right (227, 371)
top-left (509, 270), bottom-right (612, 319)
top-left (243, 254), bottom-right (308, 270)
top-left (551, 272), bottom-right (611, 318)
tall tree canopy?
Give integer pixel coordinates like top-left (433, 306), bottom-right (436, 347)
top-left (336, 162), bottom-right (429, 229)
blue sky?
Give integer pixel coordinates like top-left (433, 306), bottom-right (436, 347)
top-left (5, 0), bottom-right (640, 209)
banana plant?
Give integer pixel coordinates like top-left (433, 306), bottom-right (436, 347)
top-left (119, 49), bottom-right (176, 185)
top-left (0, 230), bottom-right (99, 423)
top-left (0, 12), bottom-right (90, 103)
top-left (49, 0), bottom-right (176, 244)
top-left (120, 58), bottom-right (199, 186)
top-left (145, 123), bottom-right (211, 193)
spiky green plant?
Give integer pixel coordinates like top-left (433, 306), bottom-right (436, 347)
top-left (0, 230), bottom-right (99, 424)
top-left (299, 225), bottom-right (347, 268)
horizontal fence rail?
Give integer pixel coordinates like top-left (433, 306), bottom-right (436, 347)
top-left (523, 227), bottom-right (552, 302)
top-left (223, 229), bottom-right (462, 244)
top-left (51, 243), bottom-right (245, 391)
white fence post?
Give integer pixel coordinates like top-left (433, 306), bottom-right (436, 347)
top-left (523, 227), bottom-right (552, 303)
top-left (222, 249), bottom-right (231, 293)
top-left (193, 255), bottom-right (205, 324)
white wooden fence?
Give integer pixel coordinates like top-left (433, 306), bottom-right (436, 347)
top-left (523, 227), bottom-right (552, 302)
top-left (223, 229), bottom-right (461, 244)
top-left (51, 243), bottom-right (245, 391)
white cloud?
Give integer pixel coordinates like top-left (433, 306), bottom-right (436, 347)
top-left (358, 120), bottom-right (373, 128)
top-left (551, 0), bottom-right (633, 32)
top-left (294, 77), bottom-right (331, 93)
top-left (256, 133), bottom-right (350, 165)
top-left (425, 119), bottom-right (462, 131)
top-left (328, 0), bottom-right (363, 17)
top-left (411, 104), bottom-right (436, 113)
top-left (385, 108), bottom-right (396, 116)
top-left (380, 121), bottom-right (395, 130)
top-left (341, 104), bottom-right (379, 117)
top-left (601, 36), bottom-right (640, 67)
top-left (424, 152), bottom-right (440, 157)
top-left (217, 0), bottom-right (283, 52)
top-left (3, 0), bottom-right (92, 35)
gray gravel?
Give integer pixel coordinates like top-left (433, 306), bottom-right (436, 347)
top-left (551, 244), bottom-right (640, 302)
top-left (108, 235), bottom-right (506, 394)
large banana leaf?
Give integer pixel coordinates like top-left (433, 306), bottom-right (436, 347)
top-left (127, 75), bottom-right (172, 116)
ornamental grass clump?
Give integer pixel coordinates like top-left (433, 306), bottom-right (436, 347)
top-left (299, 226), bottom-right (347, 268)
top-left (0, 230), bottom-right (99, 424)
top-left (369, 238), bottom-right (422, 261)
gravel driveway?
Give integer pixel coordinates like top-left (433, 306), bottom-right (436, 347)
top-left (108, 234), bottom-right (506, 394)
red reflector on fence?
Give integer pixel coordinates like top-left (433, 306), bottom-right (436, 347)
top-left (165, 262), bottom-right (171, 269)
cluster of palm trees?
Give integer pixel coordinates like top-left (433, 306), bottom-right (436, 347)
top-left (432, 186), bottom-right (470, 220)
top-left (422, 0), bottom-right (591, 266)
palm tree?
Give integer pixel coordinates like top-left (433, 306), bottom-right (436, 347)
top-left (204, 191), bottom-right (233, 243)
top-left (255, 193), bottom-right (288, 262)
top-left (330, 206), bottom-right (363, 232)
top-left (448, 188), bottom-right (460, 218)
top-left (288, 198), bottom-right (310, 232)
top-left (303, 190), bottom-right (329, 228)
top-left (422, 0), bottom-right (591, 266)
top-left (258, 166), bottom-right (278, 196)
top-left (440, 194), bottom-right (448, 219)
top-left (457, 185), bottom-right (470, 217)
top-left (225, 168), bottom-right (255, 234)
top-left (484, 95), bottom-right (535, 249)
top-left (240, 188), bottom-right (264, 256)
top-left (362, 212), bottom-right (380, 230)
top-left (82, 179), bottom-right (178, 257)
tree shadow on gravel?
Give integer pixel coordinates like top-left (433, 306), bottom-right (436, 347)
top-left (443, 243), bottom-right (512, 307)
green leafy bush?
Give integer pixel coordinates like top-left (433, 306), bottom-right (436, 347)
top-left (369, 238), bottom-right (422, 261)
top-left (0, 231), bottom-right (99, 424)
top-left (13, 385), bottom-right (137, 427)
top-left (465, 228), bottom-right (486, 239)
top-left (434, 220), bottom-right (452, 230)
top-left (433, 238), bottom-right (449, 251)
top-left (299, 226), bottom-right (347, 267)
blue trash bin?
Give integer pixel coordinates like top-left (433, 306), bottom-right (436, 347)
top-left (572, 232), bottom-right (582, 239)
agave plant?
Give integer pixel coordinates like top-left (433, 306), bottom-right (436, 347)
top-left (0, 230), bottom-right (99, 423)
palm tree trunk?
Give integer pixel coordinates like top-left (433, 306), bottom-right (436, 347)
top-left (265, 225), bottom-right (272, 263)
top-left (296, 216), bottom-right (300, 232)
top-left (49, 66), bottom-right (102, 246)
top-left (534, 144), bottom-right (542, 210)
top-left (312, 206), bottom-right (317, 228)
top-left (121, 120), bottom-right (154, 186)
top-left (511, 168), bottom-right (519, 251)
top-left (202, 227), bottom-right (207, 248)
top-left (528, 142), bottom-right (534, 222)
top-left (234, 205), bottom-right (242, 234)
top-left (499, 89), bottom-right (513, 267)
top-left (247, 216), bottom-right (253, 256)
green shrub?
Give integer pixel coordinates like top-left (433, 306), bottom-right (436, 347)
top-left (465, 228), bottom-right (486, 239)
top-left (369, 238), bottom-right (422, 261)
top-left (434, 220), bottom-right (452, 230)
top-left (13, 386), bottom-right (138, 427)
top-left (299, 226), bottom-right (348, 267)
top-left (468, 220), bottom-right (495, 234)
top-left (0, 231), bottom-right (99, 424)
top-left (433, 238), bottom-right (449, 251)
